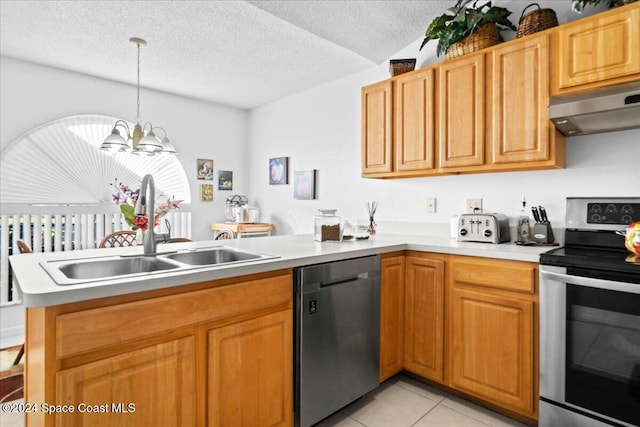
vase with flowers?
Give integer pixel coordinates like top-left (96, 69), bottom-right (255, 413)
top-left (111, 178), bottom-right (182, 241)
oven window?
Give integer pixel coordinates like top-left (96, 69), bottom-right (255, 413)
top-left (566, 284), bottom-right (640, 426)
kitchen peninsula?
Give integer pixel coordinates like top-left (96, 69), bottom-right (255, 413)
top-left (11, 234), bottom-right (547, 426)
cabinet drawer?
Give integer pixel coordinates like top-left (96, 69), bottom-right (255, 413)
top-left (451, 256), bottom-right (536, 293)
top-left (56, 271), bottom-right (292, 359)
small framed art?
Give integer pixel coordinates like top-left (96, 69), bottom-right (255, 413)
top-left (269, 157), bottom-right (289, 185)
top-left (197, 159), bottom-right (214, 180)
top-left (201, 184), bottom-right (213, 201)
top-left (293, 169), bottom-right (317, 200)
top-left (218, 171), bottom-right (233, 190)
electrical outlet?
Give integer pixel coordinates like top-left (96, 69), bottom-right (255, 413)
top-left (426, 198), bottom-right (436, 214)
top-left (466, 198), bottom-right (482, 213)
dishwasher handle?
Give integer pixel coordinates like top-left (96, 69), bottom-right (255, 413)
top-left (321, 272), bottom-right (369, 288)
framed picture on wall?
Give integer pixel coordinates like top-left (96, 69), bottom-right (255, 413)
top-left (201, 184), bottom-right (213, 201)
top-left (269, 157), bottom-right (289, 185)
top-left (197, 159), bottom-right (214, 180)
top-left (293, 169), bottom-right (317, 200)
top-left (218, 170), bottom-right (233, 190)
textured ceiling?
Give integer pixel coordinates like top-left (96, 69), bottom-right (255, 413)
top-left (0, 0), bottom-right (578, 110)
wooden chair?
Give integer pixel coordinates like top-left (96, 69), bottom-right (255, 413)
top-left (166, 237), bottom-right (192, 243)
top-left (13, 240), bottom-right (31, 366)
top-left (214, 229), bottom-right (235, 240)
top-left (99, 230), bottom-right (138, 248)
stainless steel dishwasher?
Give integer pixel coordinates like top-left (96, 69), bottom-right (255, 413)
top-left (294, 255), bottom-right (380, 427)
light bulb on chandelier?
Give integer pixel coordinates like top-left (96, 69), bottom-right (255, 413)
top-left (100, 37), bottom-right (177, 156)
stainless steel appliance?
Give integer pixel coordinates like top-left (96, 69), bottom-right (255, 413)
top-left (549, 83), bottom-right (640, 136)
top-left (294, 256), bottom-right (380, 427)
top-left (540, 197), bottom-right (640, 427)
top-left (457, 213), bottom-right (510, 243)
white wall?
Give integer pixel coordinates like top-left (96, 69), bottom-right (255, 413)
top-left (247, 36), bottom-right (640, 236)
top-left (0, 56), bottom-right (249, 347)
top-left (1, 56), bottom-right (248, 238)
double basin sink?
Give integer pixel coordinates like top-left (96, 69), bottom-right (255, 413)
top-left (41, 246), bottom-right (278, 285)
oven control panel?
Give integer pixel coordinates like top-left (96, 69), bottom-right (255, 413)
top-left (587, 202), bottom-right (640, 225)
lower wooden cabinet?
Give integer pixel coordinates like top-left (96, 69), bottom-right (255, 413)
top-left (208, 309), bottom-right (292, 427)
top-left (55, 337), bottom-right (197, 427)
top-left (379, 253), bottom-right (405, 382)
top-left (26, 270), bottom-right (293, 427)
top-left (448, 255), bottom-right (538, 419)
top-left (403, 253), bottom-right (445, 383)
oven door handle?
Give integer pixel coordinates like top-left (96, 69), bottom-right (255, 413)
top-left (540, 270), bottom-right (639, 294)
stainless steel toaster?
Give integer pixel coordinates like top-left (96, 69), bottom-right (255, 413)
top-left (457, 213), bottom-right (511, 243)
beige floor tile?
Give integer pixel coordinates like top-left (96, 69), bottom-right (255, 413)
top-left (315, 412), bottom-right (365, 427)
top-left (394, 375), bottom-right (449, 403)
top-left (440, 395), bottom-right (529, 427)
top-left (414, 404), bottom-right (491, 427)
top-left (342, 383), bottom-right (438, 427)
top-left (0, 399), bottom-right (24, 427)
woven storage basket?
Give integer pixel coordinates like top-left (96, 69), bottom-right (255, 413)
top-left (445, 23), bottom-right (500, 60)
top-left (389, 58), bottom-right (416, 77)
top-left (516, 3), bottom-right (558, 38)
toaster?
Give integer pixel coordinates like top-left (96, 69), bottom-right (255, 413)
top-left (457, 213), bottom-right (511, 244)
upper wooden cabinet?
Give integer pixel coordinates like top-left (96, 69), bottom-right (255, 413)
top-left (362, 80), bottom-right (393, 174)
top-left (395, 68), bottom-right (437, 172)
top-left (552, 3), bottom-right (640, 95)
top-left (439, 53), bottom-right (486, 169)
top-left (488, 34), bottom-right (551, 165)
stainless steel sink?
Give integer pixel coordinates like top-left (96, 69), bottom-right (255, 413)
top-left (161, 247), bottom-right (270, 266)
top-left (40, 246), bottom-right (278, 285)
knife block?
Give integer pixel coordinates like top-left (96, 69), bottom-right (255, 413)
top-left (533, 223), bottom-right (554, 244)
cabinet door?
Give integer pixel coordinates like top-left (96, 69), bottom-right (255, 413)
top-left (450, 286), bottom-right (534, 416)
top-left (404, 256), bottom-right (445, 382)
top-left (439, 53), bottom-right (485, 169)
top-left (379, 255), bottom-right (405, 382)
top-left (362, 80), bottom-right (393, 174)
top-left (489, 34), bottom-right (550, 164)
top-left (56, 337), bottom-right (196, 427)
top-left (394, 68), bottom-right (436, 172)
top-left (556, 5), bottom-right (640, 91)
top-left (208, 309), bottom-right (293, 427)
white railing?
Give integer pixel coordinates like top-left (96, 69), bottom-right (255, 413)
top-left (0, 207), bottom-right (191, 306)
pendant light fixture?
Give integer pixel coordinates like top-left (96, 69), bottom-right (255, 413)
top-left (100, 37), bottom-right (177, 155)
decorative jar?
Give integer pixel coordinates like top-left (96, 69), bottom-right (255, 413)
top-left (315, 209), bottom-right (342, 242)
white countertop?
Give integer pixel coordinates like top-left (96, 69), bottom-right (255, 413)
top-left (9, 233), bottom-right (554, 307)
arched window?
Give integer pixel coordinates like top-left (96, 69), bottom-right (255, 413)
top-left (1, 114), bottom-right (190, 205)
top-left (0, 114), bottom-right (191, 304)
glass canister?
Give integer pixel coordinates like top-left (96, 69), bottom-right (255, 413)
top-left (314, 209), bottom-right (342, 242)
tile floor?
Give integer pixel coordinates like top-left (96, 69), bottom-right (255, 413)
top-left (0, 374), bottom-right (530, 427)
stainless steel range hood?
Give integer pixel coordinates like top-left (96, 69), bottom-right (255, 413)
top-left (549, 83), bottom-right (640, 136)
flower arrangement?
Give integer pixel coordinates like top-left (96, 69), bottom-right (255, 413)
top-left (111, 178), bottom-right (182, 231)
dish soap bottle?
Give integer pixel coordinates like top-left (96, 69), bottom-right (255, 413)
top-left (517, 195), bottom-right (531, 243)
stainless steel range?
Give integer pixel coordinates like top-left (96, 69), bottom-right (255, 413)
top-left (539, 197), bottom-right (640, 427)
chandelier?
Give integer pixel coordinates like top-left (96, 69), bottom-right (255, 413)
top-left (100, 37), bottom-right (176, 156)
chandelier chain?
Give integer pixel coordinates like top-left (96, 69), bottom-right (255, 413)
top-left (136, 42), bottom-right (141, 123)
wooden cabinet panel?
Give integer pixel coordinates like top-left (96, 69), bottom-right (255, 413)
top-left (394, 68), bottom-right (436, 171)
top-left (555, 4), bottom-right (640, 92)
top-left (489, 34), bottom-right (550, 164)
top-left (379, 254), bottom-right (405, 382)
top-left (208, 309), bottom-right (293, 427)
top-left (56, 337), bottom-right (196, 427)
top-left (439, 54), bottom-right (485, 169)
top-left (449, 287), bottom-right (534, 415)
top-left (404, 255), bottom-right (445, 382)
top-left (451, 256), bottom-right (537, 294)
top-left (362, 80), bottom-right (393, 174)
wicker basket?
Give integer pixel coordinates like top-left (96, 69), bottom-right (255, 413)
top-left (516, 3), bottom-right (558, 38)
top-left (445, 23), bottom-right (500, 60)
top-left (389, 58), bottom-right (416, 76)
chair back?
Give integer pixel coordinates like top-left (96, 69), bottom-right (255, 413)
top-left (99, 230), bottom-right (138, 248)
top-left (214, 229), bottom-right (235, 240)
top-left (16, 240), bottom-right (33, 254)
